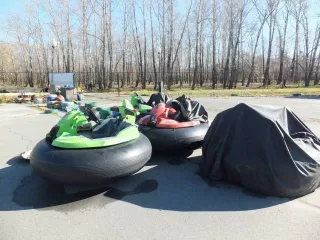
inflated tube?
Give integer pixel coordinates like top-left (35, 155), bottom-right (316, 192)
top-left (30, 134), bottom-right (152, 185)
top-left (138, 123), bottom-right (209, 152)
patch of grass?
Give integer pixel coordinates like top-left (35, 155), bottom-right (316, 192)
top-left (35, 106), bottom-right (47, 111)
top-left (0, 96), bottom-right (14, 103)
top-left (99, 87), bottom-right (320, 98)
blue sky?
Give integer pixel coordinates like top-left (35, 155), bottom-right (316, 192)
top-left (0, 0), bottom-right (23, 15)
top-left (0, 0), bottom-right (319, 52)
top-left (0, 0), bottom-right (24, 40)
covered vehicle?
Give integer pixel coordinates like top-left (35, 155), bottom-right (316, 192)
top-left (166, 94), bottom-right (208, 123)
top-left (138, 95), bottom-right (209, 152)
top-left (200, 103), bottom-right (320, 198)
top-left (146, 92), bottom-right (168, 106)
top-left (30, 101), bottom-right (152, 185)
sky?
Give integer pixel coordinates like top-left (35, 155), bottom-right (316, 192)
top-left (0, 0), bottom-right (23, 15)
top-left (0, 0), bottom-right (24, 41)
top-left (0, 0), bottom-right (319, 53)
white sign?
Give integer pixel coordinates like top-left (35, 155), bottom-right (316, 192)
top-left (49, 73), bottom-right (75, 87)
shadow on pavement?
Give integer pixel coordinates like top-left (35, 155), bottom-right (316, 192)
top-left (0, 156), bottom-right (109, 212)
top-left (0, 152), bottom-right (291, 212)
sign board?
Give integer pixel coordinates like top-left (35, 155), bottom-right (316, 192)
top-left (158, 81), bottom-right (164, 93)
top-left (49, 73), bottom-right (76, 88)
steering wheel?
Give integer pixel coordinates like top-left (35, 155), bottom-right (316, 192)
top-left (86, 108), bottom-right (101, 125)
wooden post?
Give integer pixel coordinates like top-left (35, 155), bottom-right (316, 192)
top-left (117, 73), bottom-right (120, 96)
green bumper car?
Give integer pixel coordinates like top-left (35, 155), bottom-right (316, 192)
top-left (30, 103), bottom-right (152, 185)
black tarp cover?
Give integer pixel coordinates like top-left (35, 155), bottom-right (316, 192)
top-left (200, 103), bottom-right (320, 198)
top-left (146, 93), bottom-right (169, 106)
top-left (166, 95), bottom-right (209, 123)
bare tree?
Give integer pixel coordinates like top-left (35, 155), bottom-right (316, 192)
top-left (1, 0), bottom-right (320, 90)
top-left (263, 0), bottom-right (280, 87)
top-left (306, 25), bottom-right (320, 86)
top-left (229, 0), bottom-right (249, 89)
top-left (288, 0), bottom-right (305, 83)
top-left (191, 0), bottom-right (203, 90)
top-left (142, 0), bottom-right (147, 89)
top-left (107, 0), bottom-right (114, 89)
top-left (168, 0), bottom-right (193, 89)
top-left (277, 2), bottom-right (289, 87)
top-left (211, 0), bottom-right (218, 89)
top-left (149, 0), bottom-right (158, 90)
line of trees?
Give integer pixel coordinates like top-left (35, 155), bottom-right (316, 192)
top-left (0, 0), bottom-right (320, 90)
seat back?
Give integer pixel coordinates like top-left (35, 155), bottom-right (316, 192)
top-left (92, 118), bottom-right (133, 139)
top-left (118, 100), bottom-right (137, 124)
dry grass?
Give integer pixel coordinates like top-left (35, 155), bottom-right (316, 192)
top-left (2, 83), bottom-right (320, 99)
top-left (0, 96), bottom-right (14, 103)
top-left (102, 86), bottom-right (320, 98)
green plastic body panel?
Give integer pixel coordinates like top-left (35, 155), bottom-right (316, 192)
top-left (56, 111), bottom-right (88, 137)
top-left (96, 100), bottom-right (137, 124)
top-left (99, 108), bottom-right (112, 119)
top-left (52, 126), bottom-right (139, 149)
top-left (118, 100), bottom-right (137, 125)
top-left (130, 93), bottom-right (139, 107)
top-left (138, 104), bottom-right (152, 113)
top-left (47, 108), bottom-right (139, 149)
top-left (130, 93), bottom-right (151, 113)
top-left (122, 99), bottom-right (134, 110)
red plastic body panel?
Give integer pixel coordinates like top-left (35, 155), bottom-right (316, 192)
top-left (139, 103), bottom-right (200, 129)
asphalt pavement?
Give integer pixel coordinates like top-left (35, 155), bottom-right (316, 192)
top-left (0, 96), bottom-right (320, 240)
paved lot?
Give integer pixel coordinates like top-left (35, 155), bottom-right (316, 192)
top-left (0, 96), bottom-right (320, 240)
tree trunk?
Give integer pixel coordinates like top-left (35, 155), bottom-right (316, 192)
top-left (192, 0), bottom-right (203, 90)
top-left (142, 0), bottom-right (147, 89)
top-left (263, 10), bottom-right (277, 87)
top-left (167, 0), bottom-right (174, 89)
top-left (107, 1), bottom-right (113, 89)
top-left (246, 20), bottom-right (266, 87)
top-left (277, 12), bottom-right (289, 87)
top-left (307, 28), bottom-right (320, 85)
top-left (314, 52), bottom-right (320, 85)
top-left (211, 0), bottom-right (217, 89)
top-left (150, 1), bottom-right (158, 90)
